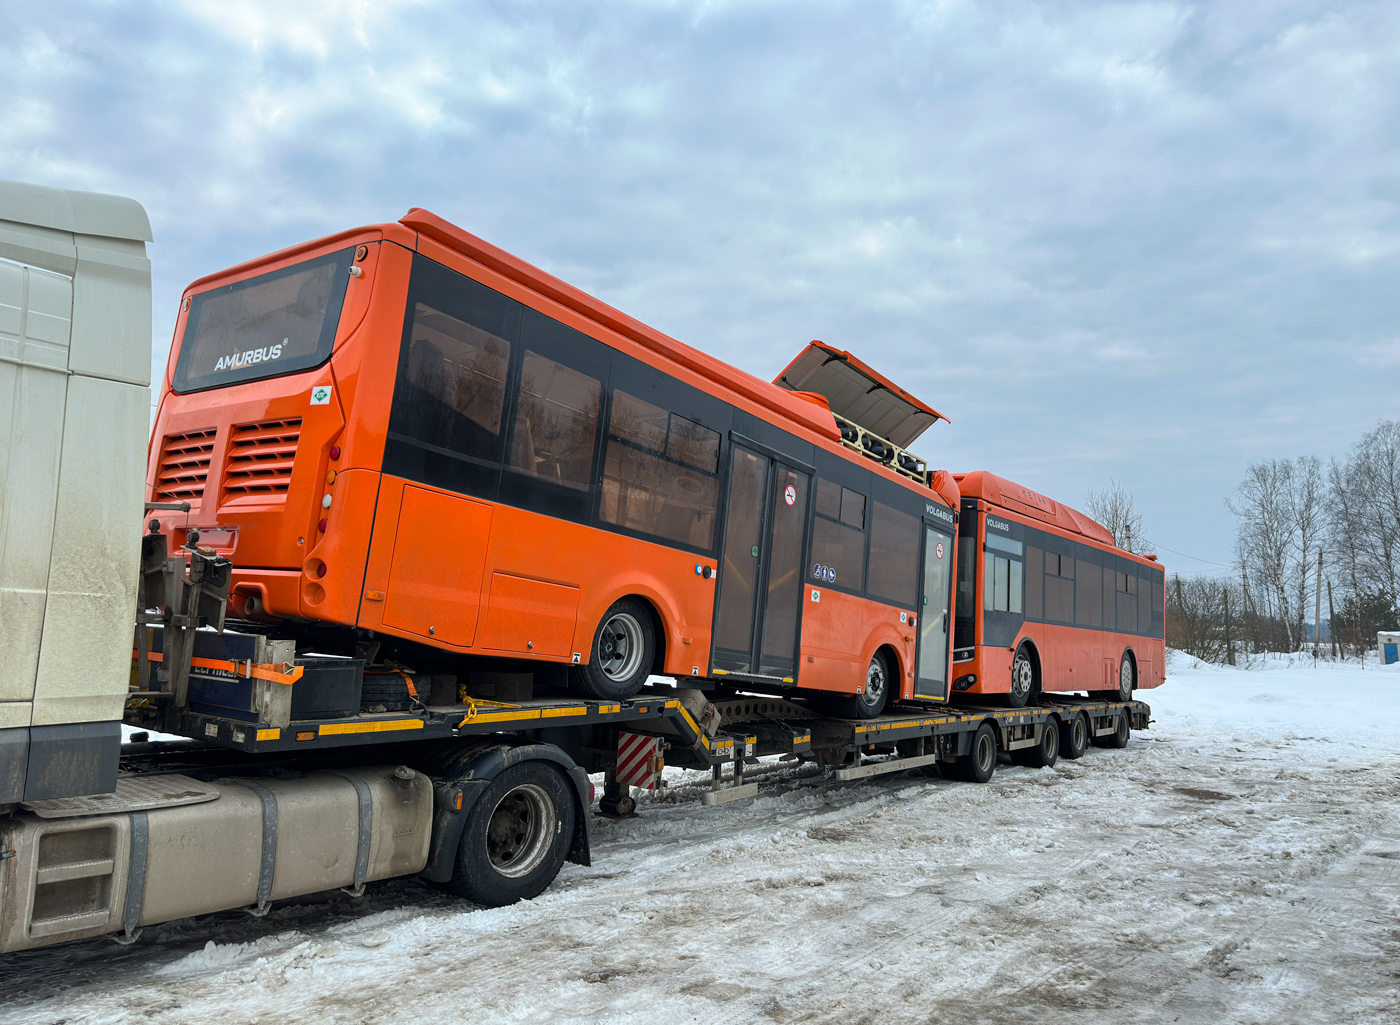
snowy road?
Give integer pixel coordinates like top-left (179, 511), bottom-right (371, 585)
top-left (3, 655), bottom-right (1400, 1024)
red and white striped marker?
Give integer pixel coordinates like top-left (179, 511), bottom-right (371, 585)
top-left (615, 732), bottom-right (662, 789)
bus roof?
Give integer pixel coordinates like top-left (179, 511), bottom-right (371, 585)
top-left (954, 470), bottom-right (1117, 548)
top-left (400, 208), bottom-right (842, 444)
top-left (773, 341), bottom-right (947, 448)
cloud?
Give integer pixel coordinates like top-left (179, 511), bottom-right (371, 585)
top-left (3, 0), bottom-right (1399, 566)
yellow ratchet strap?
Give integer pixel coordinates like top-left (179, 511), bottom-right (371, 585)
top-left (457, 697), bottom-right (524, 727)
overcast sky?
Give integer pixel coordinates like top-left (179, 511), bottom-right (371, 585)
top-left (5, 0), bottom-right (1398, 573)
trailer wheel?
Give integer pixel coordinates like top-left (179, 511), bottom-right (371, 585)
top-left (448, 761), bottom-right (576, 907)
top-left (1092, 710), bottom-right (1131, 750)
top-left (1059, 713), bottom-right (1089, 760)
top-left (949, 721), bottom-right (998, 783)
top-left (570, 598), bottom-right (655, 700)
top-left (1012, 717), bottom-right (1059, 768)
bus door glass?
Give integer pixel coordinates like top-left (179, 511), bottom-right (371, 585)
top-left (914, 514), bottom-right (956, 701)
top-left (712, 444), bottom-right (811, 680)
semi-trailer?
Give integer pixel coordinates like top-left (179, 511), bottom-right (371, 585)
top-left (0, 180), bottom-right (1151, 954)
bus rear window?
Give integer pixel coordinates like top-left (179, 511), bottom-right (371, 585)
top-left (173, 248), bottom-right (353, 392)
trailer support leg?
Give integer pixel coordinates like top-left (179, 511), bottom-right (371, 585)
top-left (598, 769), bottom-right (636, 818)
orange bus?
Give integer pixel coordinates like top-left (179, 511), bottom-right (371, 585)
top-left (148, 208), bottom-right (962, 718)
top-left (948, 471), bottom-right (1165, 708)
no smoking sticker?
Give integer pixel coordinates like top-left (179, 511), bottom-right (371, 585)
top-left (783, 484), bottom-right (796, 506)
top-left (935, 541), bottom-right (945, 560)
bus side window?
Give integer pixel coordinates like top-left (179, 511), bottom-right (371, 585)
top-left (867, 500), bottom-right (919, 606)
top-left (599, 389), bottom-right (721, 549)
top-left (810, 477), bottom-right (865, 589)
top-left (508, 350), bottom-right (602, 491)
top-left (982, 551), bottom-right (1022, 614)
top-left (1025, 546), bottom-right (1043, 620)
top-left (404, 302), bottom-right (512, 444)
top-left (1075, 558), bottom-right (1101, 627)
top-left (1045, 552), bottom-right (1074, 623)
top-left (1138, 573), bottom-right (1153, 634)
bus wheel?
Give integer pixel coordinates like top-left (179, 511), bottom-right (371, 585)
top-left (1059, 713), bottom-right (1089, 760)
top-left (1006, 646), bottom-right (1037, 708)
top-left (854, 652), bottom-right (891, 719)
top-left (814, 652), bottom-right (891, 719)
top-left (1115, 651), bottom-right (1135, 702)
top-left (448, 761), bottom-right (575, 907)
top-left (1012, 717), bottom-right (1059, 768)
top-left (949, 721), bottom-right (998, 783)
top-left (570, 599), bottom-right (655, 700)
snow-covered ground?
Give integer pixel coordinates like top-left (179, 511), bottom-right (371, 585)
top-left (5, 654), bottom-right (1400, 1025)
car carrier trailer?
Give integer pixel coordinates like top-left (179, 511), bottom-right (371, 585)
top-left (0, 178), bottom-right (1150, 955)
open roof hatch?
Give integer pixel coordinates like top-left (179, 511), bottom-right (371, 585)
top-left (773, 341), bottom-right (947, 449)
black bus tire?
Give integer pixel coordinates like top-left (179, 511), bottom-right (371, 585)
top-left (570, 598), bottom-right (655, 700)
top-left (448, 761), bottom-right (576, 907)
top-left (950, 721), bottom-right (998, 783)
top-left (1006, 646), bottom-right (1037, 708)
top-left (1059, 713), bottom-right (1089, 760)
top-left (813, 651), bottom-right (891, 720)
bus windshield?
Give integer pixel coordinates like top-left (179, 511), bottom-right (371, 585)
top-left (173, 247), bottom-right (353, 393)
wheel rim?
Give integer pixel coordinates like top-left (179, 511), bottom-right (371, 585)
top-left (1011, 654), bottom-right (1033, 702)
top-left (1044, 724), bottom-right (1058, 759)
top-left (976, 730), bottom-right (995, 772)
top-left (1073, 718), bottom-right (1086, 750)
top-left (1120, 654), bottom-right (1133, 697)
top-left (598, 612), bottom-right (645, 682)
top-left (486, 783), bottom-right (556, 879)
top-left (862, 656), bottom-right (888, 709)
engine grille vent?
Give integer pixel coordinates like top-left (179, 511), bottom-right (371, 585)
top-left (154, 429), bottom-right (216, 502)
top-left (222, 418), bottom-right (302, 501)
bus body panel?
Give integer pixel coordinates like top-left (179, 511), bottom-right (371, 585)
top-left (150, 212), bottom-right (958, 702)
top-left (356, 475), bottom-right (718, 676)
top-left (796, 586), bottom-right (914, 697)
top-left (953, 478), bottom-right (1165, 701)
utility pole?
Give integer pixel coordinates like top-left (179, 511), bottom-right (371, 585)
top-left (1224, 587), bottom-right (1234, 666)
top-left (1313, 550), bottom-right (1323, 658)
top-left (1124, 524), bottom-right (1133, 554)
top-left (1328, 578), bottom-right (1339, 659)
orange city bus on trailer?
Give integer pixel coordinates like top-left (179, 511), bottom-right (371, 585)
top-left (948, 471), bottom-right (1166, 707)
top-left (149, 208), bottom-right (963, 718)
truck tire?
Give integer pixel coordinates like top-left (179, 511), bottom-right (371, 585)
top-left (570, 599), bottom-right (655, 700)
top-left (948, 721), bottom-right (998, 783)
top-left (1059, 713), bottom-right (1089, 760)
top-left (1012, 717), bottom-right (1059, 768)
top-left (1092, 710), bottom-right (1131, 750)
top-left (448, 760), bottom-right (576, 906)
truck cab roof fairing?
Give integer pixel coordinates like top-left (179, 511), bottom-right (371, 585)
top-left (773, 341), bottom-right (948, 449)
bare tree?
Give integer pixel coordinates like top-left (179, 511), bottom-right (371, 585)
top-left (1227, 457), bottom-right (1325, 651)
top-left (1086, 479), bottom-right (1149, 553)
top-left (1330, 420), bottom-right (1400, 602)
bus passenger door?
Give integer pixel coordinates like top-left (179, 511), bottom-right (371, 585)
top-left (711, 444), bottom-right (810, 682)
top-left (913, 520), bottom-right (956, 701)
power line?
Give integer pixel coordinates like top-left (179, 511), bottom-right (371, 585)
top-left (1148, 542), bottom-right (1234, 568)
